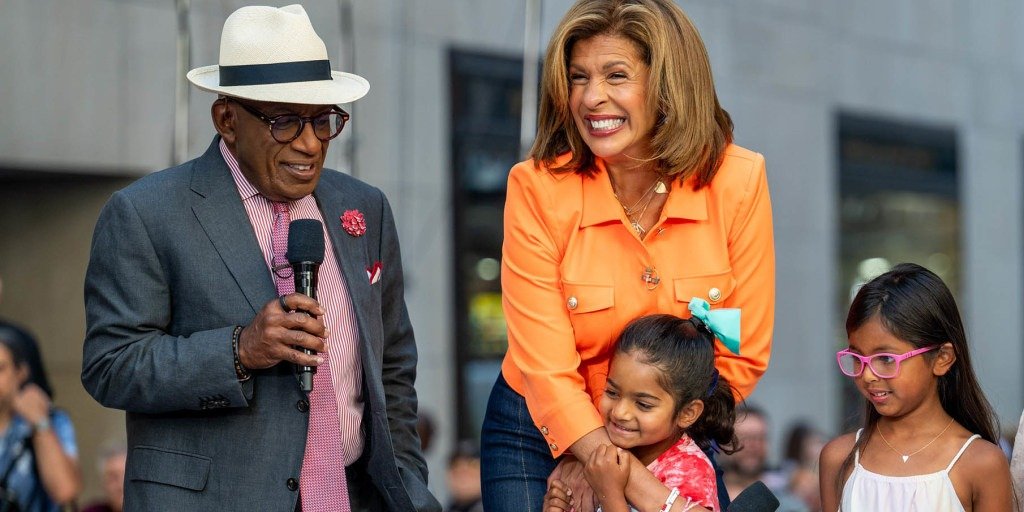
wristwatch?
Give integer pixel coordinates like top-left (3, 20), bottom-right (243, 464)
top-left (31, 417), bottom-right (51, 435)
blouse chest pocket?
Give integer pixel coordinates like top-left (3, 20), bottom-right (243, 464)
top-left (561, 281), bottom-right (616, 360)
top-left (561, 281), bottom-right (615, 314)
top-left (673, 269), bottom-right (736, 306)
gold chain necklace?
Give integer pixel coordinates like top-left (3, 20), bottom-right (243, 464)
top-left (875, 418), bottom-right (954, 463)
top-left (612, 177), bottom-right (667, 236)
top-left (629, 189), bottom-right (660, 236)
top-left (618, 179), bottom-right (659, 215)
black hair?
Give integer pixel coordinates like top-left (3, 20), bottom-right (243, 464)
top-left (0, 335), bottom-right (28, 369)
top-left (448, 439), bottom-right (481, 467)
top-left (835, 263), bottom-right (999, 499)
top-left (614, 314), bottom-right (739, 453)
top-left (0, 322), bottom-right (53, 398)
top-left (782, 421), bottom-right (817, 465)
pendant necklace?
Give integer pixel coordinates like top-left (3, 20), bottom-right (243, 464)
top-left (612, 176), bottom-right (667, 237)
top-left (875, 417), bottom-right (954, 463)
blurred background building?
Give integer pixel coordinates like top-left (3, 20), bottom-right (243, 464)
top-left (2, 0), bottom-right (1024, 505)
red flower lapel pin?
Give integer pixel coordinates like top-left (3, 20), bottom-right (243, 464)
top-left (341, 209), bottom-right (366, 237)
top-left (367, 261), bottom-right (383, 284)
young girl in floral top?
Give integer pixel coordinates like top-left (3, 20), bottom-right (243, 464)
top-left (545, 304), bottom-right (742, 512)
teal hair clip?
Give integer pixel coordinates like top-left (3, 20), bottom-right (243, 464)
top-left (688, 297), bottom-right (741, 355)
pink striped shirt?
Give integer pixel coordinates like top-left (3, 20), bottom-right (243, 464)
top-left (220, 140), bottom-right (364, 465)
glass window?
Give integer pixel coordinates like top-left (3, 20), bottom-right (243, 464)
top-left (837, 113), bottom-right (958, 430)
top-left (450, 49), bottom-right (524, 441)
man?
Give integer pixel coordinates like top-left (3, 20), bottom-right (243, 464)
top-left (81, 5), bottom-right (439, 511)
top-left (81, 442), bottom-right (126, 512)
top-left (720, 406), bottom-right (809, 512)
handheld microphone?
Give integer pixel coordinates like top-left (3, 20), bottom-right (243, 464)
top-left (286, 219), bottom-right (325, 393)
top-left (726, 481), bottom-right (780, 512)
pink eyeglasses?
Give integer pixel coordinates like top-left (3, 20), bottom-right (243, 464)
top-left (836, 345), bottom-right (939, 379)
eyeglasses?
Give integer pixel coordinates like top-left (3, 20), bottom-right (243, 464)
top-left (836, 346), bottom-right (939, 379)
top-left (227, 98), bottom-right (350, 143)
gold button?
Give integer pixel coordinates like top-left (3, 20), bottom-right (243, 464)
top-left (548, 442), bottom-right (558, 451)
top-left (567, 296), bottom-right (578, 310)
top-left (540, 426), bottom-right (549, 435)
top-left (709, 287), bottom-right (722, 302)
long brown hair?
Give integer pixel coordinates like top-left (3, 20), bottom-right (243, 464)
top-left (834, 263), bottom-right (999, 503)
top-left (530, 0), bottom-right (733, 189)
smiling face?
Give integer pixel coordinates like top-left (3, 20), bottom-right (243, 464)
top-left (846, 316), bottom-right (952, 418)
top-left (213, 99), bottom-right (334, 201)
top-left (600, 351), bottom-right (692, 464)
top-left (568, 34), bottom-right (657, 172)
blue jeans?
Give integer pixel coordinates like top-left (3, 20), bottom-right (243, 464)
top-left (479, 373), bottom-right (731, 511)
top-left (480, 373), bottom-right (555, 512)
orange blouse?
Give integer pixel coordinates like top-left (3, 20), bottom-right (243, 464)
top-left (500, 144), bottom-right (775, 458)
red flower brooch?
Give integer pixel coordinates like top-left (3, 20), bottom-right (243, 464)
top-left (341, 209), bottom-right (366, 237)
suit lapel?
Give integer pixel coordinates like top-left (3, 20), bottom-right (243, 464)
top-left (314, 179), bottom-right (374, 336)
top-left (190, 139), bottom-right (275, 314)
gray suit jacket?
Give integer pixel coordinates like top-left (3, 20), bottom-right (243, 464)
top-left (82, 138), bottom-right (440, 512)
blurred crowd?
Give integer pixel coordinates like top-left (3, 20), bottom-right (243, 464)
top-left (0, 275), bottom-right (124, 512)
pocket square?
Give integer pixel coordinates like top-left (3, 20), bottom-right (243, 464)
top-left (367, 261), bottom-right (383, 284)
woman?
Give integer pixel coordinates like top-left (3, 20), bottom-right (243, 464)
top-left (0, 334), bottom-right (81, 511)
top-left (480, 1), bottom-right (775, 511)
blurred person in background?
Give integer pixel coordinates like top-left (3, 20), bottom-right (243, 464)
top-left (418, 409), bottom-right (437, 456)
top-left (720, 406), bottom-right (807, 512)
top-left (446, 440), bottom-right (483, 512)
top-left (81, 441), bottom-right (126, 512)
top-left (480, 0), bottom-right (776, 510)
top-left (0, 332), bottom-right (81, 511)
top-left (781, 421), bottom-right (824, 512)
top-left (0, 277), bottom-right (54, 401)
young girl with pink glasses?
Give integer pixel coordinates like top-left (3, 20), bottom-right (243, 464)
top-left (819, 263), bottom-right (1016, 511)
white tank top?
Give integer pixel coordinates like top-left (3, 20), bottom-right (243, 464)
top-left (839, 428), bottom-right (979, 512)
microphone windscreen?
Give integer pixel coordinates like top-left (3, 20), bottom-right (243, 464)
top-left (286, 219), bottom-right (326, 264)
top-left (726, 481), bottom-right (780, 512)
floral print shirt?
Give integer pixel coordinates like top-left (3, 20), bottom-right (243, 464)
top-left (647, 434), bottom-right (720, 512)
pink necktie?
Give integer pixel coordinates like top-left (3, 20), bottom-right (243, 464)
top-left (270, 202), bottom-right (351, 511)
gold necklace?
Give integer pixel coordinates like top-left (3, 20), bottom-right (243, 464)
top-left (618, 179), bottom-right (659, 215)
top-left (629, 190), bottom-right (658, 236)
top-left (875, 418), bottom-right (954, 463)
top-left (612, 177), bottom-right (667, 236)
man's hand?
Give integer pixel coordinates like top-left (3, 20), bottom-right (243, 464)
top-left (237, 293), bottom-right (327, 370)
top-left (549, 456), bottom-right (596, 512)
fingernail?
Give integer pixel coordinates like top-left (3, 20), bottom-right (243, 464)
top-left (324, 329), bottom-right (332, 338)
top-left (316, 357), bottom-right (324, 364)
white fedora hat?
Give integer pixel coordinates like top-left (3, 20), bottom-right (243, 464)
top-left (187, 4), bottom-right (368, 105)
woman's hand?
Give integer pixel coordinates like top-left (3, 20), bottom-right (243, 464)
top-left (549, 456), bottom-right (596, 512)
top-left (16, 386), bottom-right (83, 504)
top-left (12, 383), bottom-right (51, 424)
top-left (584, 444), bottom-right (631, 512)
top-left (544, 478), bottom-right (574, 512)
